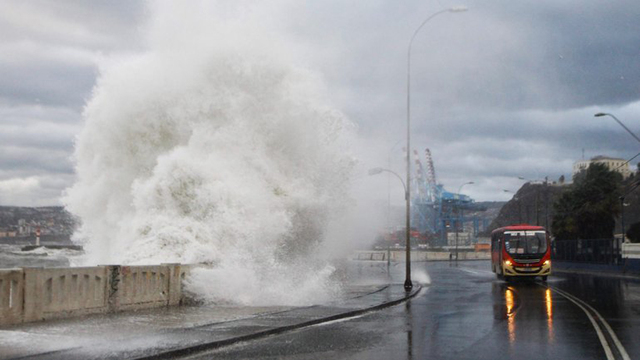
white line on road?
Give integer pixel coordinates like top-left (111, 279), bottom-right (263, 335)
top-left (542, 284), bottom-right (630, 360)
top-left (458, 268), bottom-right (494, 276)
top-left (549, 285), bottom-right (630, 360)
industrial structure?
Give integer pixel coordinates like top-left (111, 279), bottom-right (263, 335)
top-left (408, 148), bottom-right (488, 246)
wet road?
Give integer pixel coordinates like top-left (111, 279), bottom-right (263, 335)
top-left (184, 260), bottom-right (640, 360)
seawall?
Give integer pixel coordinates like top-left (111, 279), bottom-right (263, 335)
top-left (0, 263), bottom-right (194, 326)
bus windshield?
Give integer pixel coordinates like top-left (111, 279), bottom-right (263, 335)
top-left (504, 231), bottom-right (547, 255)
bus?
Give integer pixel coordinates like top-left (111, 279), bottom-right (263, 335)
top-left (491, 225), bottom-right (551, 281)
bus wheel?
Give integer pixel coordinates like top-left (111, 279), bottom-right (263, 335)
top-left (541, 276), bottom-right (548, 282)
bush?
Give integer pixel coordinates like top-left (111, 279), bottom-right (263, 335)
top-left (626, 222), bottom-right (640, 243)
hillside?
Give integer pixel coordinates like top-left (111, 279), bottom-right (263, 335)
top-left (482, 183), bottom-right (568, 235)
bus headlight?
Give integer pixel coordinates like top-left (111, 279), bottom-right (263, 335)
top-left (504, 260), bottom-right (512, 266)
top-left (544, 260), bottom-right (551, 266)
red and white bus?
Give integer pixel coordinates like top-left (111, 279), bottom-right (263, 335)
top-left (491, 225), bottom-right (551, 281)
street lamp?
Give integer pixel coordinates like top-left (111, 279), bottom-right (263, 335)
top-left (387, 141), bottom-right (402, 274)
top-left (370, 167), bottom-right (407, 280)
top-left (455, 181), bottom-right (474, 260)
top-left (595, 112), bottom-right (640, 145)
top-left (503, 189), bottom-right (522, 223)
top-left (405, 5), bottom-right (468, 291)
top-left (369, 167), bottom-right (407, 193)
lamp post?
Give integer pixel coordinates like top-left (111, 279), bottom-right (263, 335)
top-left (595, 113), bottom-right (640, 145)
top-left (516, 176), bottom-right (537, 224)
top-left (387, 140), bottom-right (402, 275)
top-left (620, 196), bottom-right (626, 243)
top-left (503, 189), bottom-right (522, 223)
top-left (370, 167), bottom-right (407, 278)
top-left (405, 5), bottom-right (468, 291)
top-left (455, 181), bottom-right (474, 260)
top-left (596, 112), bottom-right (640, 240)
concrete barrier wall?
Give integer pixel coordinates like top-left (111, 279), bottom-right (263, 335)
top-left (0, 263), bottom-right (194, 326)
top-left (0, 269), bottom-right (24, 325)
top-left (24, 266), bottom-right (110, 322)
top-left (118, 265), bottom-right (169, 310)
top-left (353, 250), bottom-right (491, 262)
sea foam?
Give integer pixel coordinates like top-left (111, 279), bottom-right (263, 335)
top-left (64, 1), bottom-right (355, 305)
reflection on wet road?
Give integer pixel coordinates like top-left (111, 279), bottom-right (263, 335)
top-left (492, 281), bottom-right (559, 356)
top-left (186, 260), bottom-right (640, 360)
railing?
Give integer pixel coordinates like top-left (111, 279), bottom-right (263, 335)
top-left (352, 250), bottom-right (491, 262)
top-left (622, 243), bottom-right (640, 259)
top-left (0, 263), bottom-right (193, 326)
top-left (552, 238), bottom-right (622, 264)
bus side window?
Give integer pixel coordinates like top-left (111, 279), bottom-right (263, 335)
top-left (491, 233), bottom-right (500, 252)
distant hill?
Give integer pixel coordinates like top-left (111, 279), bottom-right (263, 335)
top-left (481, 183), bottom-right (568, 236)
top-left (0, 206), bottom-right (77, 242)
top-left (466, 201), bottom-right (506, 233)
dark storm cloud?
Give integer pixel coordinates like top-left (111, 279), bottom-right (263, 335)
top-left (285, 0), bottom-right (640, 201)
top-left (415, 107), bottom-right (640, 157)
top-left (1, 0), bottom-right (639, 204)
top-left (371, 0), bottom-right (640, 118)
top-left (510, 0), bottom-right (640, 109)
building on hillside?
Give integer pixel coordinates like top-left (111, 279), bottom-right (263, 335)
top-left (572, 155), bottom-right (632, 180)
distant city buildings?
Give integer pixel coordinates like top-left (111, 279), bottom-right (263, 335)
top-left (572, 155), bottom-right (632, 180)
top-left (0, 207), bottom-right (76, 240)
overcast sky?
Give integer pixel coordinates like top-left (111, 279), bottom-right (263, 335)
top-left (1, 0), bottom-right (640, 206)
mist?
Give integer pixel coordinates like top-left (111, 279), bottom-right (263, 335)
top-left (64, 1), bottom-right (367, 305)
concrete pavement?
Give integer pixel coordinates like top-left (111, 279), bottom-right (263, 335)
top-left (0, 283), bottom-right (420, 360)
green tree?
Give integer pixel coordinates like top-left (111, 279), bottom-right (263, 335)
top-left (626, 222), bottom-right (640, 243)
top-left (552, 163), bottom-right (621, 240)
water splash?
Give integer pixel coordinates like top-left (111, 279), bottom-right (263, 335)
top-left (64, 1), bottom-right (355, 305)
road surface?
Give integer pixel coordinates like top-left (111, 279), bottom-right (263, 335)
top-left (184, 260), bottom-right (640, 360)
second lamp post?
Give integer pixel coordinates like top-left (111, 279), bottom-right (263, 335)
top-left (405, 5), bottom-right (467, 290)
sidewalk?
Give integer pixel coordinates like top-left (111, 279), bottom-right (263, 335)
top-left (0, 284), bottom-right (420, 360)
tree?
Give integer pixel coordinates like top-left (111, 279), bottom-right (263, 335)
top-left (552, 163), bottom-right (621, 240)
top-left (626, 222), bottom-right (640, 243)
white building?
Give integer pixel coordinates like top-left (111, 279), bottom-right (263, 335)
top-left (572, 155), bottom-right (632, 179)
top-left (447, 232), bottom-right (471, 246)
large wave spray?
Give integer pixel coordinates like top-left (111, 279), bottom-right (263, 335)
top-left (64, 2), bottom-right (355, 305)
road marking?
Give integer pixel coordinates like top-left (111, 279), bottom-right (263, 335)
top-left (551, 286), bottom-right (631, 360)
top-left (458, 267), bottom-right (494, 276)
top-left (542, 284), bottom-right (630, 360)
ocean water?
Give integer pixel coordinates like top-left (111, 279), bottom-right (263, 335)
top-left (0, 244), bottom-right (83, 268)
top-left (63, 2), bottom-right (356, 306)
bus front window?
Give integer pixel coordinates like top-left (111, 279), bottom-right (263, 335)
top-left (504, 231), bottom-right (547, 255)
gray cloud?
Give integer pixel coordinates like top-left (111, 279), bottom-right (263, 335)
top-left (1, 0), bottom-right (640, 205)
top-left (0, 1), bottom-right (145, 205)
top-left (0, 61), bottom-right (96, 107)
